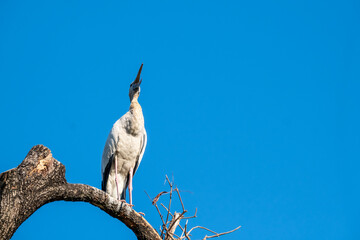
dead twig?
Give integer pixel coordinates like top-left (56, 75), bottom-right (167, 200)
top-left (148, 176), bottom-right (240, 240)
top-left (202, 226), bottom-right (241, 240)
top-left (166, 212), bottom-right (182, 240)
top-left (183, 208), bottom-right (197, 220)
top-left (146, 190), bottom-right (168, 235)
top-left (152, 191), bottom-right (169, 205)
top-left (162, 175), bottom-right (173, 238)
top-left (188, 226), bottom-right (218, 236)
top-left (160, 203), bottom-right (174, 218)
top-left (175, 187), bottom-right (185, 212)
top-left (166, 210), bottom-right (186, 237)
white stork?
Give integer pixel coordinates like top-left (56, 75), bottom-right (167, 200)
top-left (101, 64), bottom-right (147, 206)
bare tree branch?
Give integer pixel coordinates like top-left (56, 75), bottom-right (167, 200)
top-left (166, 212), bottom-right (182, 240)
top-left (164, 175), bottom-right (173, 238)
top-left (0, 145), bottom-right (161, 240)
top-left (183, 208), bottom-right (197, 220)
top-left (202, 226), bottom-right (241, 239)
top-left (175, 187), bottom-right (185, 212)
top-left (0, 144), bottom-right (240, 240)
top-left (188, 226), bottom-right (218, 236)
top-left (148, 176), bottom-right (241, 240)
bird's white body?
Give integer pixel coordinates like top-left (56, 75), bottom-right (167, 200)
top-left (101, 64), bottom-right (146, 203)
top-left (101, 109), bottom-right (147, 199)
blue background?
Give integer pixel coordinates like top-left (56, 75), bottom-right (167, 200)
top-left (1, 1), bottom-right (359, 239)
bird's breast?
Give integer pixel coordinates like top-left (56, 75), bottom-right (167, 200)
top-left (112, 132), bottom-right (144, 176)
top-left (116, 133), bottom-right (142, 160)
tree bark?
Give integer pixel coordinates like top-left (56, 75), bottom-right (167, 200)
top-left (0, 145), bottom-right (161, 240)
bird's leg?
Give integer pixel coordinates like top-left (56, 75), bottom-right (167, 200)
top-left (128, 167), bottom-right (134, 206)
top-left (114, 155), bottom-right (120, 200)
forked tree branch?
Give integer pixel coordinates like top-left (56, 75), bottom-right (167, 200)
top-left (148, 176), bottom-right (241, 240)
top-left (0, 145), bottom-right (161, 240)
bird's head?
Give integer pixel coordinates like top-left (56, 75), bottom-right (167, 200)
top-left (129, 63), bottom-right (143, 101)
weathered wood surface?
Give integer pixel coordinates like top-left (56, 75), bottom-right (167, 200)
top-left (0, 145), bottom-right (161, 240)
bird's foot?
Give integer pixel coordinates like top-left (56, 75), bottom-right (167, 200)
top-left (118, 199), bottom-right (134, 208)
top-left (138, 212), bottom-right (145, 216)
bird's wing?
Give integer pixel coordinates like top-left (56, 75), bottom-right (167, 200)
top-left (101, 121), bottom-right (120, 191)
top-left (133, 129), bottom-right (147, 175)
top-left (101, 154), bottom-right (114, 192)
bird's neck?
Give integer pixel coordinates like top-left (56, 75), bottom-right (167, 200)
top-left (129, 99), bottom-right (142, 115)
top-left (127, 98), bottom-right (144, 134)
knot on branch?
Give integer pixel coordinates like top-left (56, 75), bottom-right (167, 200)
top-left (20, 145), bottom-right (52, 171)
top-left (15, 144), bottom-right (66, 187)
top-left (29, 146), bottom-right (54, 175)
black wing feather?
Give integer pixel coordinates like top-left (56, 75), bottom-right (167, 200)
top-left (102, 154), bottom-right (128, 200)
top-left (101, 154), bottom-right (114, 192)
top-left (121, 177), bottom-right (128, 200)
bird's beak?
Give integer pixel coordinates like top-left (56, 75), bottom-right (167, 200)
top-left (132, 63), bottom-right (143, 86)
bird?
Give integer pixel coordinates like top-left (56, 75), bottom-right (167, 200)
top-left (101, 64), bottom-right (147, 206)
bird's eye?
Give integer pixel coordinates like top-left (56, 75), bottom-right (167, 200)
top-left (130, 84), bottom-right (133, 87)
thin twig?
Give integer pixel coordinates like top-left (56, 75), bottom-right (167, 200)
top-left (149, 176), bottom-right (240, 240)
top-left (179, 224), bottom-right (185, 238)
top-left (202, 226), bottom-right (241, 240)
top-left (145, 190), bottom-right (167, 236)
top-left (188, 226), bottom-right (218, 236)
top-left (164, 175), bottom-right (173, 236)
top-left (160, 203), bottom-right (174, 218)
top-left (183, 208), bottom-right (197, 219)
top-left (152, 191), bottom-right (168, 205)
top-left (144, 190), bottom-right (152, 202)
top-left (179, 220), bottom-right (188, 239)
top-left (154, 203), bottom-right (167, 232)
top-left (184, 220), bottom-right (191, 240)
top-left (172, 233), bottom-right (181, 238)
top-left (165, 175), bottom-right (172, 186)
top-left (175, 187), bottom-right (185, 212)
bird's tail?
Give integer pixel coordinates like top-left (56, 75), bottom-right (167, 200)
top-left (120, 188), bottom-right (126, 200)
top-left (101, 156), bottom-right (113, 192)
top-left (120, 177), bottom-right (128, 200)
top-left (101, 180), bottom-right (106, 192)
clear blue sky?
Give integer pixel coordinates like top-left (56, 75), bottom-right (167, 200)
top-left (1, 0), bottom-right (359, 239)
